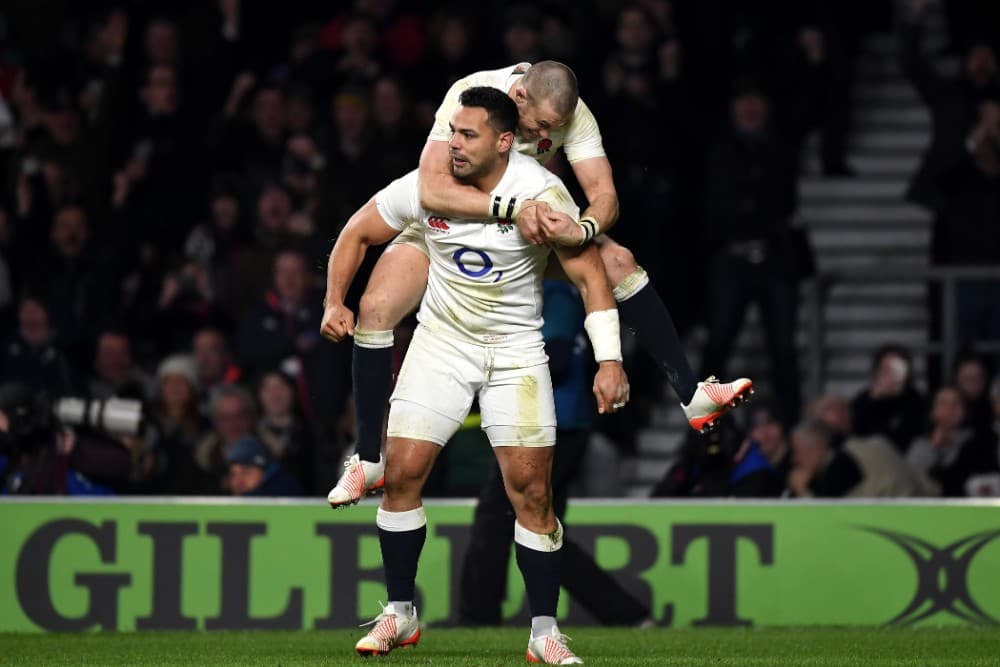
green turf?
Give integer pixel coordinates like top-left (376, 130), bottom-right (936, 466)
top-left (2, 627), bottom-right (1000, 666)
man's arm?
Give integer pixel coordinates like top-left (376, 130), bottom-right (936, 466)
top-left (417, 140), bottom-right (548, 244)
top-left (553, 243), bottom-right (628, 414)
top-left (320, 198), bottom-right (400, 342)
top-left (571, 155), bottom-right (619, 234)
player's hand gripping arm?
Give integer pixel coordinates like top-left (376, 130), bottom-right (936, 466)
top-left (321, 199), bottom-right (400, 342)
top-left (554, 243), bottom-right (629, 414)
top-left (537, 156), bottom-right (619, 246)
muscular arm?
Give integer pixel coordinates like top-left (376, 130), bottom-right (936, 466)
top-left (553, 243), bottom-right (615, 313)
top-left (554, 242), bottom-right (628, 414)
top-left (418, 139), bottom-right (493, 218)
top-left (321, 198), bottom-right (400, 341)
top-left (571, 155), bottom-right (619, 234)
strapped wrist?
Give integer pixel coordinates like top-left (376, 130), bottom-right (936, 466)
top-left (577, 215), bottom-right (599, 245)
top-left (584, 309), bottom-right (622, 362)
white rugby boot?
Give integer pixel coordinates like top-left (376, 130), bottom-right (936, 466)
top-left (327, 453), bottom-right (385, 508)
top-left (355, 603), bottom-right (421, 656)
top-left (681, 376), bottom-right (754, 433)
top-left (526, 630), bottom-right (583, 664)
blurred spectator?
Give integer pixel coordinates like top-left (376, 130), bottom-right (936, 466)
top-left (370, 74), bottom-right (424, 180)
top-left (315, 88), bottom-right (380, 237)
top-left (192, 327), bottom-right (242, 409)
top-left (420, 11), bottom-right (483, 102)
top-left (698, 75), bottom-right (817, 427)
top-left (183, 175), bottom-right (250, 317)
top-left (226, 433), bottom-right (303, 497)
top-left (217, 80), bottom-right (287, 189)
top-left (850, 344), bottom-right (927, 452)
top-left (319, 0), bottom-right (425, 72)
top-left (237, 248), bottom-right (345, 433)
top-left (906, 386), bottom-right (999, 496)
top-left (88, 328), bottom-right (153, 401)
top-left (789, 419), bottom-right (937, 498)
top-left (327, 13), bottom-right (384, 91)
top-left (143, 354), bottom-right (209, 494)
top-left (193, 383), bottom-right (258, 494)
top-left (899, 0), bottom-right (1000, 257)
top-left (224, 182), bottom-right (295, 319)
top-left (953, 350), bottom-right (995, 434)
top-left (255, 369), bottom-right (320, 493)
top-left (25, 204), bottom-right (116, 368)
top-left (0, 297), bottom-right (80, 397)
top-left (111, 63), bottom-right (203, 251)
top-left (501, 5), bottom-right (545, 64)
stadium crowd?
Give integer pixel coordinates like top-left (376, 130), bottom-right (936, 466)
top-left (0, 0), bottom-right (998, 499)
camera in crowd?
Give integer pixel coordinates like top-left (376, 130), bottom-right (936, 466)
top-left (0, 384), bottom-right (144, 457)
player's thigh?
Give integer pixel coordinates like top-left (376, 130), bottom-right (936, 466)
top-left (594, 233), bottom-right (639, 286)
top-left (388, 326), bottom-right (482, 443)
top-left (358, 228), bottom-right (430, 330)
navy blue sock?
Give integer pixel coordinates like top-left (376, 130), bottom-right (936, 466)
top-left (618, 284), bottom-right (699, 402)
top-left (379, 525), bottom-right (426, 601)
top-left (515, 542), bottom-right (562, 618)
top-left (353, 342), bottom-right (394, 463)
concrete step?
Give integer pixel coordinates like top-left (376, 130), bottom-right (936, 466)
top-left (854, 106), bottom-right (930, 128)
top-left (800, 202), bottom-right (931, 224)
top-left (855, 82), bottom-right (920, 105)
top-left (826, 281), bottom-right (927, 300)
top-left (799, 178), bottom-right (907, 200)
top-left (810, 228), bottom-right (930, 252)
top-left (814, 254), bottom-right (930, 271)
top-left (851, 130), bottom-right (929, 151)
top-left (636, 429), bottom-right (686, 458)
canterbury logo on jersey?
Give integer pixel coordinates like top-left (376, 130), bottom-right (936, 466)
top-left (427, 216), bottom-right (450, 232)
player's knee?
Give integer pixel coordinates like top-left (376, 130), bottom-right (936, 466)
top-left (511, 477), bottom-right (552, 519)
top-left (599, 243), bottom-right (638, 286)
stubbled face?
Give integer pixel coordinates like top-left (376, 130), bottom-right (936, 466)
top-left (448, 105), bottom-right (506, 179)
top-left (273, 252), bottom-right (308, 303)
top-left (516, 96), bottom-right (567, 141)
top-left (194, 331), bottom-right (227, 383)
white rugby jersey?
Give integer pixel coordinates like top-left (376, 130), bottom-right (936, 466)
top-left (375, 152), bottom-right (580, 345)
top-left (427, 63), bottom-right (606, 166)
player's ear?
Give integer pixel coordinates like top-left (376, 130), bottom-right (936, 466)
top-left (497, 130), bottom-right (514, 153)
top-left (511, 85), bottom-right (528, 105)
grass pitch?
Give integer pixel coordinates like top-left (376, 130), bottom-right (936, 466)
top-left (3, 627), bottom-right (1000, 666)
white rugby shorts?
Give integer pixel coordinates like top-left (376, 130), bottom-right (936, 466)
top-left (387, 324), bottom-right (557, 447)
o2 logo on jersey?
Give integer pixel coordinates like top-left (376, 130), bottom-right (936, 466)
top-left (536, 138), bottom-right (552, 155)
top-left (427, 216), bottom-right (451, 233)
top-left (453, 247), bottom-right (503, 283)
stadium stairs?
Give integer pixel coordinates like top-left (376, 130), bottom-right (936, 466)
top-left (620, 20), bottom-right (948, 497)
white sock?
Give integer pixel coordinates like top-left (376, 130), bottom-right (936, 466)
top-left (387, 601), bottom-right (414, 617)
top-left (531, 615), bottom-right (558, 638)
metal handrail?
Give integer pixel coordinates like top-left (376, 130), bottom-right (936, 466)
top-left (803, 265), bottom-right (1000, 398)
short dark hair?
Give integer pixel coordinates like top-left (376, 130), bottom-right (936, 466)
top-left (520, 61), bottom-right (579, 117)
top-left (458, 86), bottom-right (519, 135)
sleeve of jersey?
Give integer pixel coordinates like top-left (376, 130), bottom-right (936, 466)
top-left (427, 77), bottom-right (472, 143)
top-left (534, 176), bottom-right (581, 221)
top-left (562, 98), bottom-right (607, 165)
top-left (374, 172), bottom-right (420, 231)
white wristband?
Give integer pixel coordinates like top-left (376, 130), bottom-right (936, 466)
top-left (584, 309), bottom-right (622, 362)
